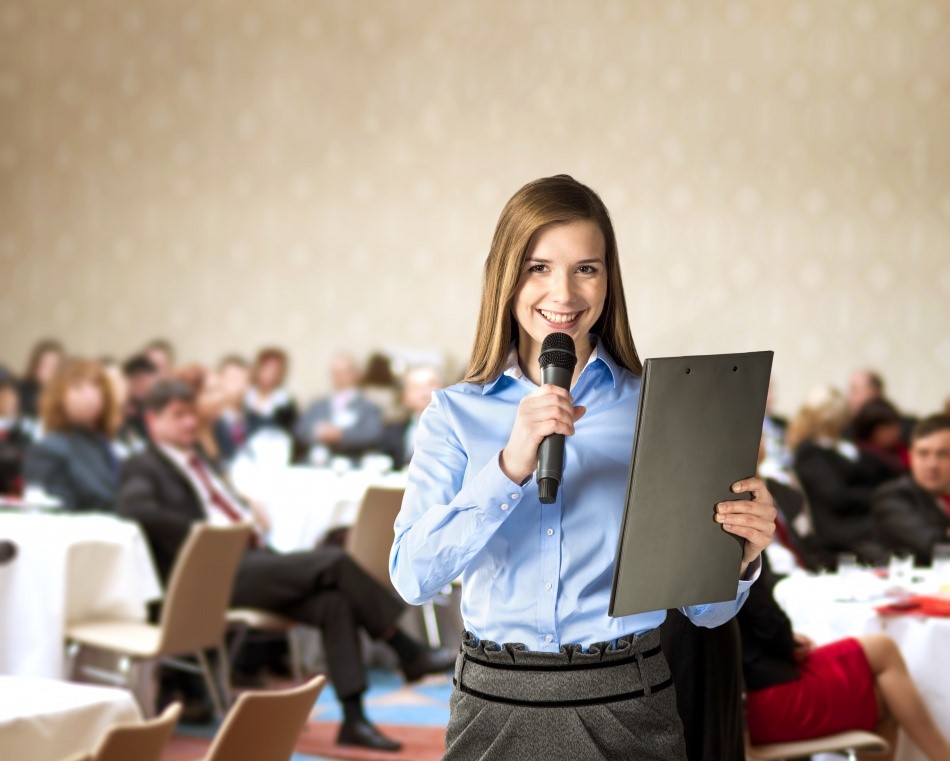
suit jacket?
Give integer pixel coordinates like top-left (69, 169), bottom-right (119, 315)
top-left (23, 430), bottom-right (118, 511)
top-left (0, 420), bottom-right (31, 494)
top-left (294, 392), bottom-right (384, 459)
top-left (873, 476), bottom-right (950, 565)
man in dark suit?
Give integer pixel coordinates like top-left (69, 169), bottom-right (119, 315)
top-left (873, 414), bottom-right (950, 565)
top-left (294, 353), bottom-right (384, 463)
top-left (117, 380), bottom-right (455, 752)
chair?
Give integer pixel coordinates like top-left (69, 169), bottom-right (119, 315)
top-left (745, 729), bottom-right (889, 760)
top-left (345, 485), bottom-right (453, 647)
top-left (88, 701), bottom-right (182, 761)
top-left (202, 675), bottom-right (326, 761)
top-left (227, 607), bottom-right (306, 682)
top-left (65, 523), bottom-right (252, 719)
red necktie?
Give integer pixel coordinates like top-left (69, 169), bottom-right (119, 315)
top-left (773, 513), bottom-right (809, 570)
top-left (187, 454), bottom-right (258, 547)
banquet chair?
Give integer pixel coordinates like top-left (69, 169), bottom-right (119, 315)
top-left (745, 728), bottom-right (889, 760)
top-left (65, 523), bottom-right (252, 719)
top-left (226, 607), bottom-right (306, 682)
top-left (345, 485), bottom-right (454, 647)
top-left (202, 674), bottom-right (326, 761)
top-left (87, 701), bottom-right (181, 761)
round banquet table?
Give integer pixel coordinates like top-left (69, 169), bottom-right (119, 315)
top-left (230, 463), bottom-right (408, 552)
top-left (0, 511), bottom-right (162, 678)
top-left (0, 675), bottom-right (141, 761)
top-left (774, 569), bottom-right (950, 761)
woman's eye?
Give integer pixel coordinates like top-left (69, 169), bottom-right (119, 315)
top-left (528, 264), bottom-right (546, 273)
top-left (577, 265), bottom-right (598, 274)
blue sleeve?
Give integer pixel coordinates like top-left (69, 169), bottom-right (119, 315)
top-left (678, 555), bottom-right (762, 628)
top-left (389, 391), bottom-right (527, 605)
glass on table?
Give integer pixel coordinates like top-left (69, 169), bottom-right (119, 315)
top-left (888, 552), bottom-right (914, 584)
top-left (932, 543), bottom-right (950, 581)
top-left (836, 552), bottom-right (860, 579)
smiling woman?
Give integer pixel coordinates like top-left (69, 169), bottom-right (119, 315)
top-left (390, 174), bottom-right (779, 761)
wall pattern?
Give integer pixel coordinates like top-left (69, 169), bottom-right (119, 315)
top-left (1, 0), bottom-right (948, 414)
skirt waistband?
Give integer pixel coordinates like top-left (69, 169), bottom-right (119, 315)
top-left (453, 629), bottom-right (673, 707)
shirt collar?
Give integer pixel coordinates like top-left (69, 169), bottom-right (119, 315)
top-left (482, 335), bottom-right (620, 394)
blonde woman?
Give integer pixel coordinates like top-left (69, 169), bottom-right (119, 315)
top-left (23, 358), bottom-right (121, 511)
top-left (789, 386), bottom-right (892, 561)
top-left (391, 175), bottom-right (778, 760)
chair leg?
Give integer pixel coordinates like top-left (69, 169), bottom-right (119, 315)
top-left (64, 641), bottom-right (81, 680)
top-left (129, 659), bottom-right (157, 718)
top-left (287, 628), bottom-right (304, 683)
top-left (197, 649), bottom-right (226, 720)
top-left (216, 644), bottom-right (233, 709)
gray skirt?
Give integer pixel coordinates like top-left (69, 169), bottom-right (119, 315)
top-left (444, 628), bottom-right (687, 761)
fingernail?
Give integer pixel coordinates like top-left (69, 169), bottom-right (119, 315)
top-left (733, 484), bottom-right (742, 492)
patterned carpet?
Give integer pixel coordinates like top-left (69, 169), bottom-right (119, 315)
top-left (162, 670), bottom-right (451, 761)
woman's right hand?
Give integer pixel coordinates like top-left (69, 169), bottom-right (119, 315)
top-left (500, 384), bottom-right (586, 484)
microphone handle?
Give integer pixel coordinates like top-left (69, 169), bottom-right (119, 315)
top-left (537, 363), bottom-right (573, 503)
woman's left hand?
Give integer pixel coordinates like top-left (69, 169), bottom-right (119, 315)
top-left (715, 476), bottom-right (777, 577)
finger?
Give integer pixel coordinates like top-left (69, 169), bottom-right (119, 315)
top-left (573, 406), bottom-right (586, 421)
top-left (720, 522), bottom-right (771, 552)
top-left (730, 476), bottom-right (768, 498)
top-left (716, 498), bottom-right (777, 517)
top-left (536, 384), bottom-right (575, 401)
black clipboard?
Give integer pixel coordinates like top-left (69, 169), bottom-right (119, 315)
top-left (608, 350), bottom-right (773, 617)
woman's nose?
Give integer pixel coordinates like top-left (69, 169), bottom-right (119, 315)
top-left (550, 270), bottom-right (574, 303)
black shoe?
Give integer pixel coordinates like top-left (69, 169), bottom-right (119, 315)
top-left (401, 646), bottom-right (457, 683)
top-left (176, 696), bottom-right (214, 725)
top-left (337, 719), bottom-right (402, 751)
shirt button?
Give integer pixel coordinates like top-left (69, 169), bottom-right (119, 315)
top-left (546, 528), bottom-right (554, 536)
top-left (545, 582), bottom-right (552, 590)
top-left (500, 503), bottom-right (509, 511)
top-left (510, 493), bottom-right (519, 500)
top-left (545, 634), bottom-right (553, 643)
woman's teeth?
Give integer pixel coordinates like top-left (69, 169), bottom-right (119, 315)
top-left (539, 310), bottom-right (578, 324)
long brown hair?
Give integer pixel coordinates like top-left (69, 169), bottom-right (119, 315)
top-left (24, 338), bottom-right (65, 382)
top-left (464, 175), bottom-right (641, 384)
top-left (40, 358), bottom-right (121, 436)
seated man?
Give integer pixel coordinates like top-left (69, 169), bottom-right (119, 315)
top-left (117, 380), bottom-right (455, 752)
top-left (872, 414), bottom-right (950, 565)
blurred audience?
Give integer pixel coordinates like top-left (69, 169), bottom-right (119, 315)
top-left (393, 365), bottom-right (443, 469)
top-left (360, 352), bottom-right (405, 426)
top-left (175, 365), bottom-right (234, 469)
top-left (852, 398), bottom-right (909, 477)
top-left (23, 358), bottom-right (122, 511)
top-left (120, 354), bottom-right (159, 445)
top-left (873, 415), bottom-right (950, 565)
top-left (741, 557), bottom-right (950, 760)
top-left (0, 366), bottom-right (30, 495)
top-left (846, 368), bottom-right (916, 444)
top-left (217, 354), bottom-right (251, 456)
top-left (245, 347), bottom-right (297, 437)
top-left (17, 339), bottom-right (65, 424)
top-left (788, 386), bottom-right (891, 563)
top-left (295, 353), bottom-right (384, 464)
top-left (759, 380), bottom-right (793, 484)
top-left (143, 338), bottom-right (176, 379)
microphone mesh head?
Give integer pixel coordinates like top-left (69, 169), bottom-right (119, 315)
top-left (539, 332), bottom-right (577, 370)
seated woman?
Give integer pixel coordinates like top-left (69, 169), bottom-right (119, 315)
top-left (245, 347), bottom-right (297, 438)
top-left (789, 386), bottom-right (893, 561)
top-left (852, 397), bottom-right (909, 478)
top-left (741, 558), bottom-right (950, 760)
top-left (23, 358), bottom-right (121, 511)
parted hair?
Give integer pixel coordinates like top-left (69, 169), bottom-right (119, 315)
top-left (143, 379), bottom-right (197, 413)
top-left (912, 414), bottom-right (950, 443)
top-left (464, 175), bottom-right (641, 385)
top-left (40, 358), bottom-right (121, 436)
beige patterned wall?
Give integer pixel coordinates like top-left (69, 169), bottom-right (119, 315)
top-left (1, 0), bottom-right (948, 414)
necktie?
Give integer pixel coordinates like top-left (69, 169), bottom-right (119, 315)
top-left (187, 453), bottom-right (258, 546)
top-left (773, 512), bottom-right (809, 570)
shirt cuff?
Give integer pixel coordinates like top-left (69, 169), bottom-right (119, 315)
top-left (738, 555), bottom-right (762, 589)
top-left (453, 450), bottom-right (528, 518)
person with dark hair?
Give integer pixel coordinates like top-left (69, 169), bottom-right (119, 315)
top-left (245, 347), bottom-right (297, 437)
top-left (143, 338), bottom-right (176, 379)
top-left (0, 366), bottom-right (30, 495)
top-left (23, 358), bottom-right (122, 511)
top-left (360, 352), bottom-right (405, 429)
top-left (295, 353), bottom-right (384, 464)
top-left (117, 380), bottom-right (455, 751)
top-left (391, 175), bottom-right (777, 760)
top-left (740, 557), bottom-right (950, 759)
top-left (217, 354), bottom-right (250, 457)
top-left (18, 339), bottom-right (65, 422)
top-left (852, 397), bottom-right (909, 477)
top-left (873, 414), bottom-right (950, 565)
top-left (121, 354), bottom-right (159, 443)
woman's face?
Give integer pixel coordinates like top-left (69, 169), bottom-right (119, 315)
top-left (198, 373), bottom-right (226, 422)
top-left (36, 350), bottom-right (63, 385)
top-left (64, 379), bottom-right (104, 428)
top-left (256, 358), bottom-right (283, 391)
top-left (511, 219), bottom-right (608, 363)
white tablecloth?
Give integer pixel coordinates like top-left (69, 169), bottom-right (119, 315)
top-left (231, 464), bottom-right (408, 552)
top-left (0, 512), bottom-right (162, 678)
top-left (0, 675), bottom-right (141, 761)
top-left (775, 570), bottom-right (950, 761)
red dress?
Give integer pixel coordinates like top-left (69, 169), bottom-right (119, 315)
top-left (746, 637), bottom-right (879, 744)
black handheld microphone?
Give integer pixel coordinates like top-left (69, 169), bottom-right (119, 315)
top-left (537, 332), bottom-right (577, 504)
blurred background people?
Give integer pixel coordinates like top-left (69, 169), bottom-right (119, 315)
top-left (23, 358), bottom-right (122, 511)
top-left (873, 415), bottom-right (950, 565)
top-left (392, 364), bottom-right (443, 469)
top-left (852, 398), bottom-right (909, 478)
top-left (245, 347), bottom-right (297, 438)
top-left (0, 366), bottom-right (30, 496)
top-left (295, 353), bottom-right (383, 464)
top-left (788, 386), bottom-right (891, 564)
top-left (217, 354), bottom-right (251, 458)
top-left (143, 338), bottom-right (176, 379)
top-left (360, 352), bottom-right (404, 427)
top-left (120, 354), bottom-right (160, 445)
top-left (17, 339), bottom-right (65, 427)
top-left (846, 368), bottom-right (916, 445)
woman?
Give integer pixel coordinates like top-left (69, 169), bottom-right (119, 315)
top-left (741, 558), bottom-right (950, 759)
top-left (175, 365), bottom-right (234, 468)
top-left (390, 175), bottom-right (777, 760)
top-left (788, 386), bottom-right (893, 560)
top-left (852, 397), bottom-right (909, 477)
top-left (23, 358), bottom-right (121, 511)
top-left (245, 347), bottom-right (297, 438)
top-left (18, 339), bottom-right (65, 424)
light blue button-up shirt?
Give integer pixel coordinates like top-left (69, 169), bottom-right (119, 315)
top-left (390, 341), bottom-right (757, 652)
